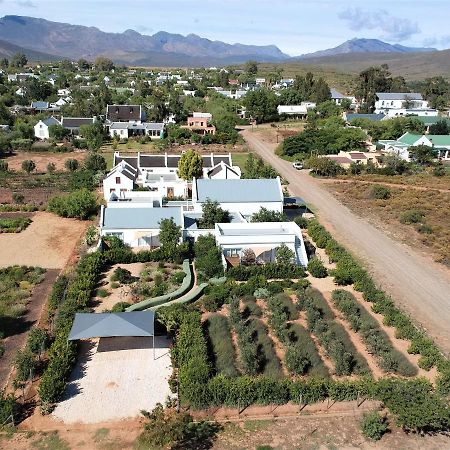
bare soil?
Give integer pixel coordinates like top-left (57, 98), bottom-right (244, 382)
top-left (0, 212), bottom-right (88, 269)
top-left (2, 151), bottom-right (86, 173)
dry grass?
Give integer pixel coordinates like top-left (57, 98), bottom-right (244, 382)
top-left (329, 181), bottom-right (450, 266)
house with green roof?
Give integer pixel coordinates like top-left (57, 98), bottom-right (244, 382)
top-left (378, 132), bottom-right (450, 161)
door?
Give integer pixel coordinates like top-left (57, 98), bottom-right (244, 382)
top-left (167, 187), bottom-right (174, 199)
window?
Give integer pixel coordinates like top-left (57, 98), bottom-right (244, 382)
top-left (110, 188), bottom-right (116, 193)
top-left (116, 177), bottom-right (121, 184)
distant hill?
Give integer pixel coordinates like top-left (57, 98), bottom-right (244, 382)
top-left (291, 49), bottom-right (450, 80)
top-left (0, 15), bottom-right (289, 65)
top-left (297, 38), bottom-right (436, 59)
top-left (0, 38), bottom-right (58, 62)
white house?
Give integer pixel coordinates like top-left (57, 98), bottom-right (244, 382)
top-left (374, 93), bottom-right (435, 117)
top-left (109, 122), bottom-right (165, 139)
top-left (102, 160), bottom-right (138, 200)
top-left (100, 205), bottom-right (183, 248)
top-left (192, 177), bottom-right (284, 217)
top-left (215, 222), bottom-right (308, 267)
top-left (330, 88), bottom-right (357, 109)
top-left (34, 117), bottom-right (61, 140)
top-left (60, 117), bottom-right (96, 136)
top-left (378, 132), bottom-right (450, 161)
top-left (277, 102), bottom-right (316, 117)
top-left (105, 152), bottom-right (240, 200)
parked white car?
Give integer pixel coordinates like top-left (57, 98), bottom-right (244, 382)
top-left (292, 161), bottom-right (303, 170)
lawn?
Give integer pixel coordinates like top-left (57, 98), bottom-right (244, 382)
top-left (231, 152), bottom-right (250, 175)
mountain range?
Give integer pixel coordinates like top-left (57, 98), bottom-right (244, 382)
top-left (0, 15), bottom-right (445, 71)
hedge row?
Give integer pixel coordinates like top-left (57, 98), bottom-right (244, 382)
top-left (297, 287), bottom-right (370, 376)
top-left (38, 252), bottom-right (104, 409)
top-left (306, 220), bottom-right (446, 376)
top-left (170, 305), bottom-right (450, 433)
top-left (332, 290), bottom-right (417, 377)
top-left (227, 263), bottom-right (306, 281)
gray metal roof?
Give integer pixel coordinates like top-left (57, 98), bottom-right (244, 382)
top-left (103, 206), bottom-right (182, 229)
top-left (330, 88), bottom-right (344, 99)
top-left (68, 311), bottom-right (154, 340)
top-left (195, 178), bottom-right (282, 203)
top-left (42, 117), bottom-right (60, 126)
top-left (376, 92), bottom-right (423, 101)
top-left (346, 113), bottom-right (385, 122)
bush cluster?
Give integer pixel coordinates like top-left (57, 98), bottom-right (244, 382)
top-left (48, 188), bottom-right (97, 220)
top-left (307, 257), bottom-right (328, 278)
top-left (361, 411), bottom-right (388, 441)
top-left (227, 263), bottom-right (306, 281)
top-left (332, 290), bottom-right (417, 377)
top-left (194, 235), bottom-right (224, 282)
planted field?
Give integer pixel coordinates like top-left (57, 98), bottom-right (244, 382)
top-left (328, 181), bottom-right (450, 266)
top-left (297, 287), bottom-right (370, 376)
top-left (331, 290), bottom-right (417, 377)
top-left (204, 314), bottom-right (239, 377)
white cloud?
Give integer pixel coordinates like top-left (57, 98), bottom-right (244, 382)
top-left (338, 7), bottom-right (420, 41)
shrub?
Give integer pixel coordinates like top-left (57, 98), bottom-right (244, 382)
top-left (21, 159), bottom-right (36, 173)
top-left (111, 267), bottom-right (133, 284)
top-left (416, 224), bottom-right (433, 234)
top-left (27, 328), bottom-right (49, 354)
top-left (361, 411), bottom-right (388, 441)
top-left (96, 288), bottom-right (110, 298)
top-left (14, 349), bottom-right (37, 381)
top-left (307, 258), bottom-right (328, 278)
top-left (371, 185), bottom-right (391, 200)
top-left (0, 160), bottom-right (8, 172)
top-left (294, 215), bottom-right (308, 229)
top-left (400, 210), bottom-right (425, 224)
top-left (12, 192), bottom-right (25, 204)
top-left (111, 302), bottom-right (131, 312)
top-left (48, 188), bottom-right (97, 220)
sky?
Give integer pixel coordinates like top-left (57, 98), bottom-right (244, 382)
top-left (0, 0), bottom-right (449, 55)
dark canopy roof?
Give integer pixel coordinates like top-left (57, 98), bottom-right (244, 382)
top-left (68, 311), bottom-right (154, 341)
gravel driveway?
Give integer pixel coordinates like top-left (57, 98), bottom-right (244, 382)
top-left (242, 127), bottom-right (450, 354)
top-left (52, 336), bottom-right (173, 424)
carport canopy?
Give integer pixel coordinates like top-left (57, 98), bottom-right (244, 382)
top-left (68, 311), bottom-right (155, 341)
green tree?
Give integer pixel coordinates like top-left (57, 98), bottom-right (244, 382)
top-left (408, 145), bottom-right (437, 165)
top-left (84, 152), bottom-right (106, 172)
top-left (0, 160), bottom-right (8, 172)
top-left (94, 57), bottom-right (114, 72)
top-left (79, 122), bottom-right (104, 150)
top-left (245, 60), bottom-right (258, 75)
top-left (429, 120), bottom-right (449, 135)
top-left (356, 65), bottom-right (395, 112)
top-left (77, 58), bottom-right (91, 70)
top-left (11, 52), bottom-right (27, 68)
top-left (14, 349), bottom-right (36, 381)
top-left (65, 158), bottom-right (79, 172)
top-left (27, 328), bottom-right (49, 355)
top-left (49, 124), bottom-right (70, 140)
top-left (177, 149), bottom-right (203, 180)
top-left (159, 218), bottom-right (182, 255)
top-left (276, 244), bottom-right (295, 265)
top-left (307, 156), bottom-right (343, 177)
top-left (251, 207), bottom-right (286, 222)
top-left (243, 89), bottom-right (277, 124)
top-left (21, 159), bottom-right (36, 174)
top-left (361, 411), bottom-right (388, 441)
top-left (198, 199), bottom-right (230, 229)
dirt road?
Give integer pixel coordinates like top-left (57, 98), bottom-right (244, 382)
top-left (242, 128), bottom-right (450, 354)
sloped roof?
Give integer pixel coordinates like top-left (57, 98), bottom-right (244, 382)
top-left (106, 104), bottom-right (142, 122)
top-left (195, 178), bottom-right (282, 203)
top-left (102, 206), bottom-right (182, 229)
top-left (330, 88), bottom-right (344, 99)
top-left (397, 133), bottom-right (422, 145)
top-left (41, 117), bottom-right (61, 127)
top-left (346, 113), bottom-right (385, 122)
top-left (376, 92), bottom-right (423, 101)
top-left (68, 311), bottom-right (154, 340)
top-left (61, 117), bottom-right (95, 128)
top-left (426, 135), bottom-right (450, 146)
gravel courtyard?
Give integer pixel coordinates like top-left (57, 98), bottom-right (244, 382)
top-left (52, 336), bottom-right (173, 424)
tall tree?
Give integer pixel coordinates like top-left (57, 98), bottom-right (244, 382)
top-left (11, 53), bottom-right (27, 68)
top-left (159, 218), bottom-right (181, 255)
top-left (177, 149), bottom-right (203, 180)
